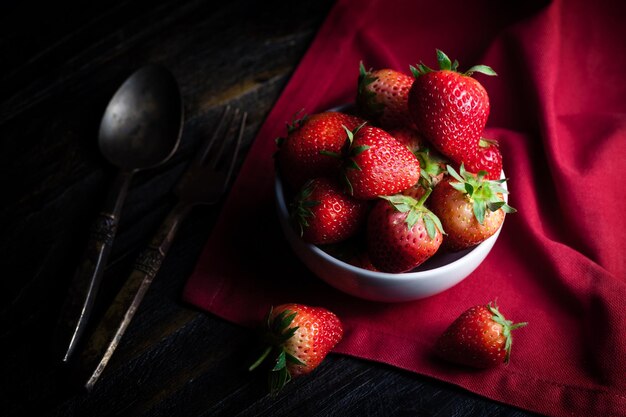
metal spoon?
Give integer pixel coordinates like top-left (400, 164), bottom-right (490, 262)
top-left (58, 65), bottom-right (183, 364)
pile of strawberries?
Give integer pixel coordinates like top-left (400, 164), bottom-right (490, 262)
top-left (275, 50), bottom-right (515, 274)
top-left (252, 53), bottom-right (527, 394)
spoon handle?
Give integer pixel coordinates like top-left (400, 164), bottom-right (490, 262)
top-left (57, 170), bottom-right (134, 364)
top-left (81, 202), bottom-right (192, 391)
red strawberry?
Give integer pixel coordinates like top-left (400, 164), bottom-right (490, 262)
top-left (430, 165), bottom-right (516, 251)
top-left (342, 125), bottom-right (420, 200)
top-left (463, 138), bottom-right (503, 180)
top-left (401, 184), bottom-right (429, 202)
top-left (435, 301), bottom-right (527, 368)
top-left (408, 50), bottom-right (496, 163)
top-left (291, 177), bottom-right (369, 245)
top-left (367, 192), bottom-right (444, 273)
top-left (276, 111), bottom-right (365, 189)
top-left (344, 249), bottom-right (379, 271)
top-left (356, 63), bottom-right (414, 128)
top-left (249, 303), bottom-right (343, 395)
top-left (387, 126), bottom-right (425, 154)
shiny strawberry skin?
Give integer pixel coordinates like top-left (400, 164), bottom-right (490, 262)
top-left (408, 70), bottom-right (490, 162)
top-left (435, 303), bottom-right (527, 368)
top-left (270, 304), bottom-right (343, 377)
top-left (430, 177), bottom-right (505, 250)
top-left (463, 141), bottom-right (503, 180)
top-left (357, 66), bottom-right (414, 128)
top-left (277, 112), bottom-right (365, 189)
top-left (345, 126), bottom-right (420, 200)
top-left (387, 126), bottom-right (425, 154)
top-left (366, 199), bottom-right (443, 273)
top-left (293, 178), bottom-right (369, 245)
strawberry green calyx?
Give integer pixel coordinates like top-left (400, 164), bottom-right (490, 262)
top-left (409, 63), bottom-right (433, 78)
top-left (358, 62), bottom-right (376, 96)
top-left (415, 147), bottom-right (447, 187)
top-left (248, 308), bottom-right (306, 397)
top-left (436, 49), bottom-right (460, 72)
top-left (479, 137), bottom-right (499, 148)
top-left (381, 191), bottom-right (444, 239)
top-left (487, 301), bottom-right (528, 363)
top-left (321, 123), bottom-right (369, 160)
top-left (357, 62), bottom-right (385, 117)
top-left (410, 49), bottom-right (497, 78)
top-left (465, 64), bottom-right (497, 77)
top-left (337, 123), bottom-right (369, 195)
top-left (286, 109), bottom-right (307, 133)
top-left (447, 164), bottom-right (516, 224)
top-left (343, 124), bottom-right (371, 161)
top-left (289, 180), bottom-right (321, 237)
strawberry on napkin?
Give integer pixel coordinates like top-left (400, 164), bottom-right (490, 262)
top-left (183, 0), bottom-right (626, 416)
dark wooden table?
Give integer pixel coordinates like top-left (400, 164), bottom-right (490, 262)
top-left (1, 1), bottom-right (538, 416)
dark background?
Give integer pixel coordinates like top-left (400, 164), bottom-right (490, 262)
top-left (0, 1), bottom-right (538, 416)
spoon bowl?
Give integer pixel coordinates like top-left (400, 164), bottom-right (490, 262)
top-left (99, 65), bottom-right (183, 170)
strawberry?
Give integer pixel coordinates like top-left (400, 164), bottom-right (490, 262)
top-left (290, 177), bottom-right (369, 245)
top-left (356, 63), bottom-right (414, 128)
top-left (463, 138), bottom-right (503, 180)
top-left (340, 125), bottom-right (420, 200)
top-left (401, 184), bottom-right (430, 201)
top-left (347, 251), bottom-right (379, 271)
top-left (408, 50), bottom-right (496, 163)
top-left (276, 111), bottom-right (365, 189)
top-left (387, 126), bottom-right (425, 154)
top-left (435, 301), bottom-right (527, 368)
top-left (367, 192), bottom-right (444, 273)
top-left (314, 236), bottom-right (379, 270)
top-left (249, 303), bottom-right (343, 395)
top-left (430, 165), bottom-right (516, 251)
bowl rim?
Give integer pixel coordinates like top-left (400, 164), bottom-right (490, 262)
top-left (274, 172), bottom-right (507, 282)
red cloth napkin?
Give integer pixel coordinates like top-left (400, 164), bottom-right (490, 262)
top-left (183, 0), bottom-right (626, 415)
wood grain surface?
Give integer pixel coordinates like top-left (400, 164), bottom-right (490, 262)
top-left (0, 1), bottom-right (538, 416)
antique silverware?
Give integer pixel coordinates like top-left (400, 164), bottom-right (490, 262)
top-left (58, 65), bottom-right (183, 363)
top-left (83, 106), bottom-right (247, 391)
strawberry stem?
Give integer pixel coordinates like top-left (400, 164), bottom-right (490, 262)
top-left (416, 187), bottom-right (432, 206)
top-left (248, 307), bottom-right (306, 397)
top-left (249, 346), bottom-right (273, 372)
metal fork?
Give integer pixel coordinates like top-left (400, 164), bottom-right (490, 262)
top-left (81, 106), bottom-right (247, 391)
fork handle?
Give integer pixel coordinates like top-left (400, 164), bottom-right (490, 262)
top-left (82, 202), bottom-right (192, 391)
top-left (57, 170), bottom-right (134, 364)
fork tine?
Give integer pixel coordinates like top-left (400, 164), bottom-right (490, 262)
top-left (191, 105), bottom-right (232, 169)
top-left (206, 107), bottom-right (240, 169)
top-left (174, 106), bottom-right (246, 203)
top-left (223, 111), bottom-right (247, 187)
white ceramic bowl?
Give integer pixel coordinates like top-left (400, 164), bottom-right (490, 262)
top-left (274, 174), bottom-right (507, 302)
